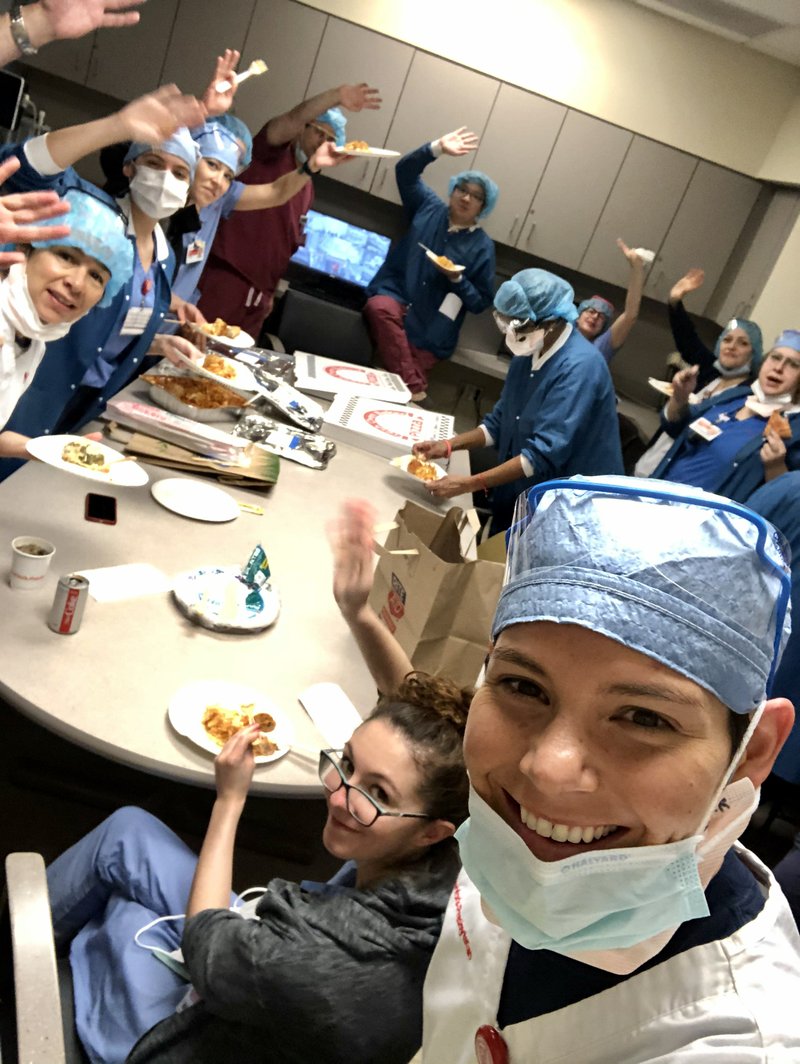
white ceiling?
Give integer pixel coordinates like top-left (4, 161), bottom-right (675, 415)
top-left (633, 0), bottom-right (800, 67)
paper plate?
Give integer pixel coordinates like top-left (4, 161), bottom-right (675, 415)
top-left (26, 435), bottom-right (149, 487)
top-left (168, 679), bottom-right (293, 764)
top-left (172, 566), bottom-right (280, 633)
top-left (151, 478), bottom-right (239, 522)
top-left (335, 145), bottom-right (400, 158)
top-left (390, 454), bottom-right (447, 482)
top-left (206, 329), bottom-right (255, 349)
top-left (648, 377), bottom-right (674, 397)
top-left (171, 349), bottom-right (258, 395)
top-left (423, 247), bottom-right (465, 274)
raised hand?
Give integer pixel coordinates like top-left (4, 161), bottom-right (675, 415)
top-left (338, 83), bottom-right (382, 112)
top-left (202, 49), bottom-right (241, 118)
top-left (670, 268), bottom-right (705, 304)
top-left (438, 128), bottom-right (479, 157)
top-left (116, 85), bottom-right (206, 145)
top-left (0, 158), bottom-right (70, 268)
top-left (38, 0), bottom-right (144, 39)
top-left (670, 365), bottom-right (700, 406)
top-left (617, 237), bottom-right (644, 267)
top-left (329, 499), bottom-right (377, 623)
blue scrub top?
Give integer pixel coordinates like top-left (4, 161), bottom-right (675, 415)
top-left (664, 396), bottom-right (765, 493)
top-left (170, 181), bottom-right (244, 305)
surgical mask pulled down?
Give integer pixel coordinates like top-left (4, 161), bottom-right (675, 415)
top-left (456, 705), bottom-right (764, 975)
top-left (128, 166), bottom-right (189, 220)
top-left (493, 311), bottom-right (546, 358)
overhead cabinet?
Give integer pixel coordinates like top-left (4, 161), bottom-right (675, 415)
top-left (160, 0), bottom-right (257, 99)
top-left (85, 0), bottom-right (180, 100)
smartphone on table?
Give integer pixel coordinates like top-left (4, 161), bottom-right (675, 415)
top-left (84, 493), bottom-right (117, 525)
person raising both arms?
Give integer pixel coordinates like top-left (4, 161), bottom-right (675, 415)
top-left (197, 80), bottom-right (381, 337)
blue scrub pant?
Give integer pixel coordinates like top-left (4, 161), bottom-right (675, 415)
top-left (46, 807), bottom-right (209, 1064)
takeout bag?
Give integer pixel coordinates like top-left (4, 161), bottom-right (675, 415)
top-left (368, 502), bottom-right (504, 689)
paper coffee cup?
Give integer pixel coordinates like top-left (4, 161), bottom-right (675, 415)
top-left (10, 536), bottom-right (56, 589)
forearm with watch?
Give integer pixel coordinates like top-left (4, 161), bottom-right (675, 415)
top-left (2, 2), bottom-right (67, 62)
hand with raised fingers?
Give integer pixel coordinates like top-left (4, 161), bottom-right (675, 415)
top-left (202, 49), bottom-right (241, 117)
top-left (329, 499), bottom-right (377, 623)
top-left (669, 268), bottom-right (705, 304)
top-left (116, 85), bottom-right (206, 145)
top-left (338, 83), bottom-right (382, 112)
top-left (438, 128), bottom-right (479, 157)
top-left (0, 158), bottom-right (70, 267)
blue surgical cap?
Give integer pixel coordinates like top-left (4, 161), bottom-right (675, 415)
top-left (209, 114), bottom-right (253, 169)
top-left (493, 476), bottom-right (792, 715)
top-left (29, 189), bottom-right (133, 308)
top-left (448, 170), bottom-right (499, 220)
top-left (774, 329), bottom-right (800, 355)
top-left (124, 127), bottom-right (200, 180)
top-left (495, 269), bottom-right (578, 324)
top-left (316, 107), bottom-right (347, 148)
top-left (715, 318), bottom-right (763, 370)
top-left (192, 122), bottom-right (245, 175)
top-left (577, 296), bottom-right (615, 325)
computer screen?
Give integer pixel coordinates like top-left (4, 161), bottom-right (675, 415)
top-left (291, 209), bottom-right (391, 289)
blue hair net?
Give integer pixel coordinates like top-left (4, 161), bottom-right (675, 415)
top-left (448, 170), bottom-right (498, 220)
top-left (209, 114), bottom-right (253, 169)
top-left (316, 107), bottom-right (347, 148)
top-left (494, 476), bottom-right (792, 715)
top-left (495, 268), bottom-right (578, 324)
top-left (29, 189), bottom-right (133, 309)
top-left (577, 296), bottom-right (615, 324)
top-left (714, 318), bottom-right (763, 370)
top-left (192, 122), bottom-right (245, 175)
top-left (124, 127), bottom-right (200, 180)
top-left (774, 329), bottom-right (800, 355)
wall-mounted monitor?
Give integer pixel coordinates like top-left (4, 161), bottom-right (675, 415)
top-left (290, 209), bottom-right (391, 289)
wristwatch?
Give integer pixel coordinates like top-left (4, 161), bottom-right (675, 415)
top-left (297, 158), bottom-right (318, 178)
top-left (10, 2), bottom-right (38, 56)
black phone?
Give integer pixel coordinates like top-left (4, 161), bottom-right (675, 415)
top-left (84, 492), bottom-right (117, 525)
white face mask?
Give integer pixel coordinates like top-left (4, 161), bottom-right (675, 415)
top-left (128, 166), bottom-right (189, 220)
top-left (0, 262), bottom-right (72, 344)
top-left (505, 326), bottom-right (546, 358)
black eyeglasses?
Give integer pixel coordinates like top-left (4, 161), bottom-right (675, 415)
top-left (454, 183), bottom-right (485, 204)
top-left (318, 749), bottom-right (434, 827)
top-left (305, 122), bottom-right (336, 144)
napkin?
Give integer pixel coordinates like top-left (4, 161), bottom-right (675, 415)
top-left (75, 562), bottom-right (172, 602)
top-left (298, 683), bottom-right (364, 748)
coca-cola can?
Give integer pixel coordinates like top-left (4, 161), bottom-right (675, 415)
top-left (48, 574), bottom-right (89, 634)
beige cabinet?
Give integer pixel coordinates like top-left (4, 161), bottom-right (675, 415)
top-left (579, 136), bottom-right (697, 288)
top-left (85, 0), bottom-right (180, 100)
top-left (304, 17), bottom-right (413, 193)
top-left (518, 111), bottom-right (632, 269)
top-left (160, 0), bottom-right (257, 98)
top-left (235, 0), bottom-right (327, 138)
top-left (23, 34), bottom-right (94, 84)
top-left (645, 161), bottom-right (762, 313)
top-left (373, 51), bottom-right (498, 205)
top-left (471, 84), bottom-right (566, 247)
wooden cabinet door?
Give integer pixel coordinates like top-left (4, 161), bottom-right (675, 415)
top-left (645, 161), bottom-right (761, 313)
top-left (304, 17), bottom-right (413, 193)
top-left (373, 51), bottom-right (498, 204)
top-left (579, 136), bottom-right (696, 288)
top-left (85, 0), bottom-right (179, 100)
top-left (160, 0), bottom-right (257, 98)
top-left (518, 111), bottom-right (631, 270)
top-left (472, 84), bottom-right (566, 247)
top-left (234, 0), bottom-right (327, 139)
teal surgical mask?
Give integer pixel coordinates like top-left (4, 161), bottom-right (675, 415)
top-left (456, 711), bottom-right (762, 975)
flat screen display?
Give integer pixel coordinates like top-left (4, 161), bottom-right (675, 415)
top-left (291, 209), bottom-right (391, 288)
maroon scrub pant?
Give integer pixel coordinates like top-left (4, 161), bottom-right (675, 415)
top-left (363, 295), bottom-right (439, 395)
top-left (197, 257), bottom-right (275, 339)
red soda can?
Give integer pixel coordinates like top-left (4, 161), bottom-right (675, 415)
top-left (48, 575), bottom-right (89, 634)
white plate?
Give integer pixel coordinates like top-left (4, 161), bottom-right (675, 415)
top-left (151, 478), bottom-right (239, 522)
top-left (648, 377), bottom-right (674, 397)
top-left (168, 679), bottom-right (293, 764)
top-left (172, 565), bottom-right (280, 632)
top-left (335, 145), bottom-right (400, 158)
top-left (202, 329), bottom-right (255, 349)
top-left (390, 453), bottom-right (447, 482)
top-left (422, 247), bottom-right (465, 274)
top-left (171, 349), bottom-right (258, 395)
top-left (26, 434), bottom-right (149, 487)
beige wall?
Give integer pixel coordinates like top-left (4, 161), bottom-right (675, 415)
top-left (759, 96), bottom-right (800, 184)
top-left (301, 0), bottom-right (800, 181)
top-left (751, 213), bottom-right (800, 341)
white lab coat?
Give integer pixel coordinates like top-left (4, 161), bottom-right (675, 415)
top-left (422, 845), bottom-right (800, 1062)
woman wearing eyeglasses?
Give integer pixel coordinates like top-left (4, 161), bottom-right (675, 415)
top-left (44, 675), bottom-right (469, 1064)
top-left (651, 329), bottom-right (800, 499)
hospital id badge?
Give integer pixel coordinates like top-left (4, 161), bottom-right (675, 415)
top-left (186, 238), bottom-right (205, 265)
top-left (689, 416), bottom-right (722, 442)
top-left (119, 306), bottom-right (153, 336)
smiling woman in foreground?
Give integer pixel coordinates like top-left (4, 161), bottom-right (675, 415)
top-left (422, 475), bottom-right (800, 1062)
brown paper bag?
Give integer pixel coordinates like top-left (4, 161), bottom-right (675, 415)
top-left (369, 502), bottom-right (505, 689)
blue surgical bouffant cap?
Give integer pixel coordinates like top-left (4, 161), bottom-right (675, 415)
top-left (774, 329), bottom-right (800, 354)
top-left (714, 318), bottom-right (763, 370)
top-left (493, 476), bottom-right (792, 715)
top-left (448, 170), bottom-right (499, 220)
top-left (209, 114), bottom-right (253, 169)
top-left (29, 189), bottom-right (133, 308)
top-left (577, 296), bottom-right (615, 324)
top-left (193, 122), bottom-right (245, 174)
top-left (124, 127), bottom-right (200, 180)
top-left (495, 268), bottom-right (578, 324)
top-left (316, 107), bottom-right (347, 147)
